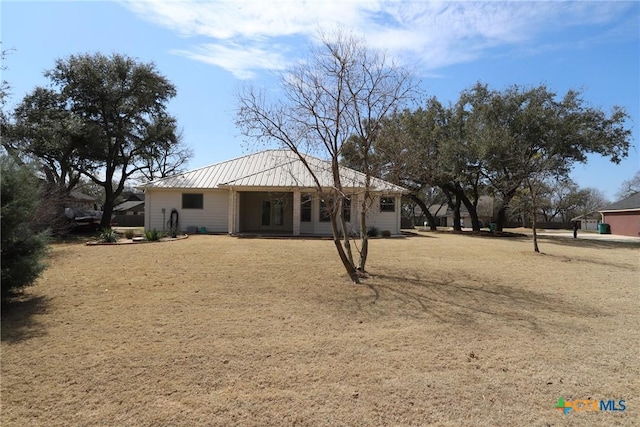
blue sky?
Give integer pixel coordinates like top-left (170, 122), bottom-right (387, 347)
top-left (2, 0), bottom-right (638, 201)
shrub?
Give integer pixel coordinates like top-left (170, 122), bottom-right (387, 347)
top-left (124, 229), bottom-right (135, 239)
top-left (1, 156), bottom-right (49, 300)
top-left (144, 229), bottom-right (161, 241)
top-left (366, 226), bottom-right (379, 237)
top-left (99, 228), bottom-right (119, 243)
top-left (381, 230), bottom-right (391, 237)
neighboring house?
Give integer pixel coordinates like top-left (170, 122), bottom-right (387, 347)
top-left (598, 192), bottom-right (640, 237)
top-left (408, 196), bottom-right (494, 228)
top-left (141, 149), bottom-right (407, 236)
top-left (69, 190), bottom-right (97, 210)
top-left (112, 193), bottom-right (146, 227)
top-left (428, 203), bottom-right (459, 227)
top-left (570, 212), bottom-right (600, 231)
top-left (114, 193), bottom-right (145, 216)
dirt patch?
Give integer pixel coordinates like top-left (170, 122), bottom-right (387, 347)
top-left (85, 234), bottom-right (189, 246)
top-left (2, 233), bottom-right (638, 426)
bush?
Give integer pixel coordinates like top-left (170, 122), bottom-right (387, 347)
top-left (124, 229), bottom-right (135, 239)
top-left (1, 156), bottom-right (49, 300)
top-left (144, 229), bottom-right (161, 241)
top-left (381, 230), bottom-right (391, 237)
top-left (366, 226), bottom-right (379, 237)
top-left (99, 228), bottom-right (119, 243)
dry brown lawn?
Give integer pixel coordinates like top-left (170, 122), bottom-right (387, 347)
top-left (2, 232), bottom-right (638, 426)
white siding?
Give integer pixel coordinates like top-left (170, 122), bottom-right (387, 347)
top-left (145, 189), bottom-right (229, 233)
top-left (145, 189), bottom-right (401, 236)
top-left (297, 192), bottom-right (401, 236)
top-left (366, 195), bottom-right (401, 235)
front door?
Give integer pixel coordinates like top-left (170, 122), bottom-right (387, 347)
top-left (261, 199), bottom-right (284, 228)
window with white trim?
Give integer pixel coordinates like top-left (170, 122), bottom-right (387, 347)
top-left (380, 196), bottom-right (395, 212)
top-left (182, 193), bottom-right (203, 209)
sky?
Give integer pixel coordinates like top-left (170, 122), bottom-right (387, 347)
top-left (2, 0), bottom-right (639, 201)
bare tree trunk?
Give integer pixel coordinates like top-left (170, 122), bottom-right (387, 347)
top-left (329, 213), bottom-right (360, 283)
top-left (457, 187), bottom-right (481, 231)
top-left (531, 210), bottom-right (540, 253)
top-left (408, 194), bottom-right (437, 230)
top-left (338, 198), bottom-right (355, 268)
top-left (527, 178), bottom-right (540, 253)
top-left (359, 203), bottom-right (368, 272)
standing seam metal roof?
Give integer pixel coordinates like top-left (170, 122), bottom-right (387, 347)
top-left (142, 149), bottom-right (407, 192)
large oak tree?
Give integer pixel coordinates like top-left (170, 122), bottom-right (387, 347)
top-left (6, 53), bottom-right (189, 228)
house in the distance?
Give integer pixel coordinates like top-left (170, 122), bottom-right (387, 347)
top-left (112, 193), bottom-right (145, 227)
top-left (69, 190), bottom-right (97, 211)
top-left (114, 193), bottom-right (145, 216)
top-left (570, 212), bottom-right (600, 231)
top-left (141, 149), bottom-right (406, 236)
top-left (598, 192), bottom-right (640, 237)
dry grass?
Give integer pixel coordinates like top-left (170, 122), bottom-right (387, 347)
top-left (2, 232), bottom-right (638, 426)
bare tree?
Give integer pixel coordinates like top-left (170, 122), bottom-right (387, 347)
top-left (236, 28), bottom-right (416, 283)
top-left (576, 187), bottom-right (610, 218)
top-left (616, 171), bottom-right (640, 200)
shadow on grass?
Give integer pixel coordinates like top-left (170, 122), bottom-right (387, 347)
top-left (355, 268), bottom-right (603, 333)
top-left (537, 234), bottom-right (640, 250)
top-left (1, 293), bottom-right (50, 343)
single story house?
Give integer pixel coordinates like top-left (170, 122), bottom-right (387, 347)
top-left (404, 196), bottom-right (494, 228)
top-left (141, 149), bottom-right (407, 236)
top-left (113, 193), bottom-right (145, 216)
top-left (598, 192), bottom-right (640, 237)
top-left (69, 190), bottom-right (97, 210)
top-left (112, 193), bottom-right (145, 227)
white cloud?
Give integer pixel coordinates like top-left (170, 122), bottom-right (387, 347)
top-left (119, 0), bottom-right (636, 79)
top-left (171, 42), bottom-right (291, 80)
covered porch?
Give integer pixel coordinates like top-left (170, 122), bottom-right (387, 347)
top-left (236, 191), bottom-right (295, 234)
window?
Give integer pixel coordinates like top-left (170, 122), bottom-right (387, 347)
top-left (182, 193), bottom-right (203, 209)
top-left (301, 194), bottom-right (312, 222)
top-left (274, 200), bottom-right (284, 226)
top-left (261, 200), bottom-right (271, 225)
top-left (319, 198), bottom-right (331, 222)
top-left (380, 196), bottom-right (395, 212)
top-left (319, 196), bottom-right (350, 222)
top-left (342, 197), bottom-right (351, 222)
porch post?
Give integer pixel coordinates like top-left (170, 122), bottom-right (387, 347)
top-left (293, 190), bottom-right (301, 236)
top-left (228, 188), bottom-right (236, 235)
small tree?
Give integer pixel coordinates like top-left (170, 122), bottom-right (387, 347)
top-left (237, 28), bottom-right (416, 282)
top-left (1, 155), bottom-right (49, 300)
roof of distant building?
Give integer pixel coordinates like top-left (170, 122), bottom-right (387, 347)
top-left (599, 192), bottom-right (640, 212)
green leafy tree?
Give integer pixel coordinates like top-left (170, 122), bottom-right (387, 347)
top-left (8, 53), bottom-right (189, 228)
top-left (361, 102), bottom-right (447, 231)
top-left (1, 156), bottom-right (49, 300)
top-left (467, 83), bottom-right (631, 239)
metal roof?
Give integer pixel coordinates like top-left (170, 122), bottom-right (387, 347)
top-left (142, 149), bottom-right (407, 193)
